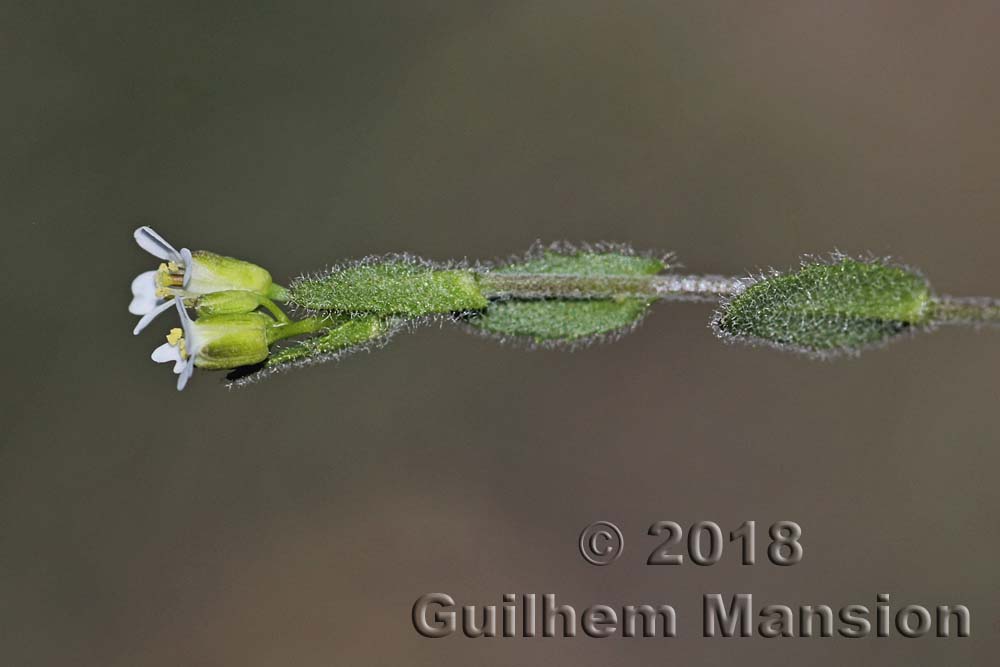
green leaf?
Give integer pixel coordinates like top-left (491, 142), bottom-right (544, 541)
top-left (226, 316), bottom-right (395, 386)
top-left (289, 259), bottom-right (487, 316)
top-left (469, 298), bottom-right (653, 343)
top-left (714, 257), bottom-right (933, 355)
top-left (469, 245), bottom-right (666, 343)
top-left (495, 247), bottom-right (666, 277)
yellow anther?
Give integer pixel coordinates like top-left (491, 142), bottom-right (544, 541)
top-left (165, 327), bottom-right (189, 359)
top-left (156, 262), bottom-right (184, 288)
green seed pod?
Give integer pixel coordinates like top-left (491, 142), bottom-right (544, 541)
top-left (713, 256), bottom-right (933, 356)
top-left (289, 257), bottom-right (488, 316)
top-left (468, 244), bottom-right (667, 344)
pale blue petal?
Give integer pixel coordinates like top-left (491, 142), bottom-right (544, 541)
top-left (151, 342), bottom-right (182, 369)
top-left (174, 298), bottom-right (193, 339)
top-left (176, 360), bottom-right (195, 390)
top-left (180, 247), bottom-right (194, 289)
top-left (134, 226), bottom-right (182, 263)
top-left (129, 271), bottom-right (159, 315)
top-left (133, 298), bottom-right (176, 335)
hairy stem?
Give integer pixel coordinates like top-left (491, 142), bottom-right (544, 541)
top-left (929, 296), bottom-right (1000, 326)
top-left (476, 272), bottom-right (741, 302)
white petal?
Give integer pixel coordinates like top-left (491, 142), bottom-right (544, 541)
top-left (134, 226), bottom-right (182, 263)
top-left (129, 271), bottom-right (159, 314)
top-left (180, 248), bottom-right (194, 289)
top-left (131, 270), bottom-right (158, 297)
top-left (151, 342), bottom-right (183, 373)
top-left (133, 298), bottom-right (176, 335)
top-left (175, 297), bottom-right (191, 328)
top-left (176, 361), bottom-right (195, 391)
top-left (175, 297), bottom-right (195, 337)
top-left (173, 298), bottom-right (202, 360)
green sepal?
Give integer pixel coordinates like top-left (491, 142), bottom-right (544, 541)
top-left (290, 260), bottom-right (487, 316)
top-left (187, 250), bottom-right (273, 295)
top-left (714, 257), bottom-right (933, 354)
top-left (191, 312), bottom-right (274, 370)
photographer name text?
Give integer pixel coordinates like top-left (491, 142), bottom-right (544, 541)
top-left (412, 592), bottom-right (971, 639)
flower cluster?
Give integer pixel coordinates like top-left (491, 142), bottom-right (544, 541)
top-left (130, 227), bottom-right (305, 390)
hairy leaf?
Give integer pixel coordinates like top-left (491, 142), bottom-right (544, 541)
top-left (494, 247), bottom-right (666, 277)
top-left (290, 259), bottom-right (487, 316)
top-left (226, 316), bottom-right (395, 386)
top-left (469, 298), bottom-right (653, 342)
top-left (469, 246), bottom-right (665, 343)
top-left (714, 257), bottom-right (932, 355)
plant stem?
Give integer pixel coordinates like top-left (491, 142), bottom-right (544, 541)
top-left (266, 316), bottom-right (335, 344)
top-left (268, 283), bottom-right (290, 302)
top-left (476, 272), bottom-right (742, 302)
top-left (259, 296), bottom-right (291, 323)
top-left (929, 296), bottom-right (1000, 326)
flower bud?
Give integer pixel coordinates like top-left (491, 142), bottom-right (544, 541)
top-left (193, 290), bottom-right (266, 316)
top-left (183, 250), bottom-right (274, 297)
top-left (184, 312), bottom-right (274, 370)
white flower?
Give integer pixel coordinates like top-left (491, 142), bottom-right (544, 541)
top-left (129, 227), bottom-right (195, 335)
top-left (130, 226), bottom-right (276, 335)
top-left (151, 300), bottom-right (197, 391)
top-left (151, 300), bottom-right (274, 391)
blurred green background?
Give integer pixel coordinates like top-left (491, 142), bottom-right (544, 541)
top-left (3, 2), bottom-right (998, 664)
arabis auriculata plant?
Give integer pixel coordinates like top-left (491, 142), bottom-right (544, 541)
top-left (129, 228), bottom-right (999, 390)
